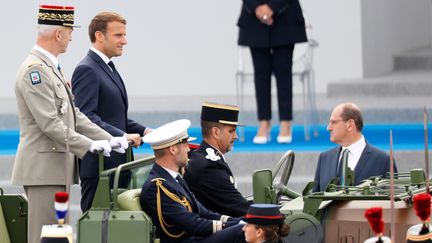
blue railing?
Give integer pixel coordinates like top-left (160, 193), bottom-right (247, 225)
top-left (0, 124), bottom-right (431, 155)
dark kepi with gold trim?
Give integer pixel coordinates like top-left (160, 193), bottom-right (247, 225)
top-left (38, 5), bottom-right (80, 28)
top-left (201, 101), bottom-right (241, 126)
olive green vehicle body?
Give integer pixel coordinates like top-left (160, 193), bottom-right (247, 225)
top-left (1, 150), bottom-right (428, 243)
top-left (0, 187), bottom-right (27, 243)
top-left (252, 152), bottom-right (427, 243)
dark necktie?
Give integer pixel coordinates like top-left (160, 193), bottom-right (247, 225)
top-left (107, 61), bottom-right (126, 94)
top-left (57, 64), bottom-right (61, 72)
top-left (108, 61), bottom-right (123, 80)
top-left (108, 61), bottom-right (118, 74)
top-left (340, 149), bottom-right (349, 186)
top-left (176, 175), bottom-right (188, 190)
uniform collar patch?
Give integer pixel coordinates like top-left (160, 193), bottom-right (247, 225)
top-left (205, 148), bottom-right (221, 161)
top-left (30, 71), bottom-right (41, 85)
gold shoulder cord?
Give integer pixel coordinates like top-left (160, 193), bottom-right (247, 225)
top-left (152, 178), bottom-right (192, 238)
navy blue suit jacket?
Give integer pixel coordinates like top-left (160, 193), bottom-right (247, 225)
top-left (72, 50), bottom-right (146, 178)
top-left (312, 143), bottom-right (398, 192)
top-left (140, 163), bottom-right (240, 242)
top-left (184, 141), bottom-right (249, 217)
top-left (237, 0), bottom-right (307, 47)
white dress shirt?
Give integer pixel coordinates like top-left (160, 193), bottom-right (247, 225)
top-left (90, 47), bottom-right (112, 70)
top-left (339, 135), bottom-right (366, 170)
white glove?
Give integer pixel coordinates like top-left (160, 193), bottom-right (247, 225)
top-left (109, 134), bottom-right (129, 153)
top-left (89, 140), bottom-right (112, 157)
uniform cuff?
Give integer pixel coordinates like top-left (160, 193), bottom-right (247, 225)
top-left (220, 215), bottom-right (230, 223)
top-left (212, 220), bottom-right (223, 233)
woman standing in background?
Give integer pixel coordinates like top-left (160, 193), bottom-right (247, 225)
top-left (237, 0), bottom-right (307, 144)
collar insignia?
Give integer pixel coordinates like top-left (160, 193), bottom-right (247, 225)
top-left (205, 148), bottom-right (221, 161)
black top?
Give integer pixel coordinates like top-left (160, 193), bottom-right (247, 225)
top-left (184, 141), bottom-right (250, 217)
top-left (237, 0), bottom-right (308, 47)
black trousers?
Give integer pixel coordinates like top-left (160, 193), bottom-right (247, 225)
top-left (192, 224), bottom-right (246, 243)
top-left (250, 45), bottom-right (294, 121)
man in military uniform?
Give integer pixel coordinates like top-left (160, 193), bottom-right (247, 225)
top-left (12, 5), bottom-right (128, 243)
top-left (183, 102), bottom-right (250, 217)
top-left (140, 119), bottom-right (246, 242)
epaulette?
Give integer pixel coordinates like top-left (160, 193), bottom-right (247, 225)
top-left (151, 178), bottom-right (166, 183)
top-left (27, 62), bottom-right (43, 68)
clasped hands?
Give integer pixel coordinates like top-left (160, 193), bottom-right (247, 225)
top-left (255, 4), bottom-right (273, 26)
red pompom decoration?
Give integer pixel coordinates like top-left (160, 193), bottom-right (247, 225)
top-left (413, 193), bottom-right (431, 221)
top-left (55, 192), bottom-right (69, 203)
top-left (364, 207), bottom-right (384, 235)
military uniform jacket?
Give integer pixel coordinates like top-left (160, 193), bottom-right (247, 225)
top-left (184, 142), bottom-right (249, 217)
top-left (237, 0), bottom-right (307, 47)
top-left (12, 48), bottom-right (111, 186)
top-left (140, 163), bottom-right (239, 243)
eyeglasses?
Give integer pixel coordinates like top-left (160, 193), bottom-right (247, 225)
top-left (328, 119), bottom-right (347, 126)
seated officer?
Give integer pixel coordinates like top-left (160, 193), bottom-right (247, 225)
top-left (184, 102), bottom-right (249, 217)
top-left (140, 119), bottom-right (246, 243)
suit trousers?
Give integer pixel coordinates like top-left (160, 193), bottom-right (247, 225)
top-left (80, 171), bottom-right (131, 212)
top-left (24, 185), bottom-right (66, 243)
top-left (250, 45), bottom-right (294, 121)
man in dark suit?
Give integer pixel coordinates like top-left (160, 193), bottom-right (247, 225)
top-left (141, 119), bottom-right (246, 243)
top-left (184, 102), bottom-right (250, 217)
top-left (312, 103), bottom-right (397, 192)
top-left (72, 12), bottom-right (150, 212)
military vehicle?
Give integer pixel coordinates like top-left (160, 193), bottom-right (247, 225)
top-left (252, 150), bottom-right (430, 242)
top-left (0, 146), bottom-right (430, 242)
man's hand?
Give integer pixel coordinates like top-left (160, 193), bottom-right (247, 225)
top-left (126, 133), bottom-right (142, 148)
top-left (110, 134), bottom-right (129, 153)
top-left (89, 140), bottom-right (112, 157)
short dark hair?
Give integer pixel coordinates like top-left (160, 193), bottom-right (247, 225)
top-left (201, 120), bottom-right (225, 138)
top-left (88, 12), bottom-right (126, 43)
top-left (154, 148), bottom-right (166, 158)
top-left (255, 223), bottom-right (290, 241)
top-left (341, 103), bottom-right (363, 132)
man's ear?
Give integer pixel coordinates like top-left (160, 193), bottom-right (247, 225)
top-left (347, 119), bottom-right (355, 131)
top-left (168, 145), bottom-right (176, 155)
top-left (95, 31), bottom-right (104, 42)
top-left (211, 126), bottom-right (219, 137)
top-left (55, 29), bottom-right (62, 41)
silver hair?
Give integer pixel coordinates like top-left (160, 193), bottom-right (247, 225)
top-left (37, 24), bottom-right (62, 37)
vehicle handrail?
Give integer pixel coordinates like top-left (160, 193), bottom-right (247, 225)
top-left (109, 155), bottom-right (155, 210)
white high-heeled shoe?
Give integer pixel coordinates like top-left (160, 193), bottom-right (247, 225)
top-left (277, 126), bottom-right (293, 143)
top-left (253, 135), bottom-right (271, 144)
top-left (276, 135), bottom-right (292, 143)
